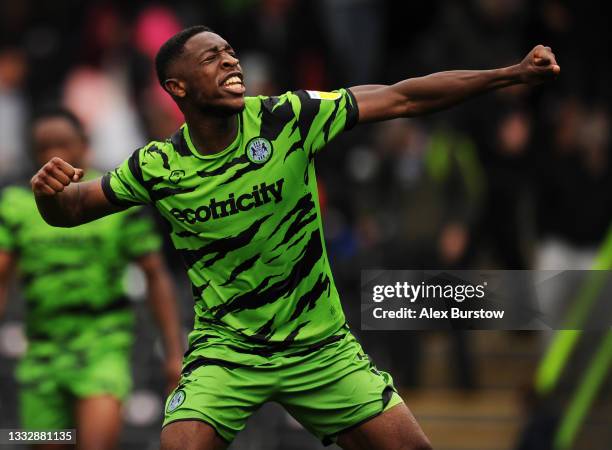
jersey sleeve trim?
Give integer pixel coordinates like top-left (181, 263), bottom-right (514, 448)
top-left (345, 88), bottom-right (360, 130)
top-left (101, 173), bottom-right (139, 207)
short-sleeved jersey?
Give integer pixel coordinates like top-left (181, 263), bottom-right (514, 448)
top-left (102, 89), bottom-right (358, 348)
top-left (0, 173), bottom-right (162, 342)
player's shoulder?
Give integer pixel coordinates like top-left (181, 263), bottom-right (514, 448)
top-left (244, 91), bottom-right (303, 120)
top-left (247, 89), bottom-right (349, 114)
top-left (246, 90), bottom-right (313, 105)
top-left (140, 138), bottom-right (176, 159)
top-left (128, 138), bottom-right (180, 178)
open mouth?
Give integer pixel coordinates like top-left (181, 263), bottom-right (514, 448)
top-left (220, 73), bottom-right (245, 95)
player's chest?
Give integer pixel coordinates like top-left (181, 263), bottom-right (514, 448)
top-left (156, 144), bottom-right (309, 238)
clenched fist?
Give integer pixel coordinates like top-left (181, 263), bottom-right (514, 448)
top-left (31, 157), bottom-right (84, 196)
top-left (518, 44), bottom-right (560, 85)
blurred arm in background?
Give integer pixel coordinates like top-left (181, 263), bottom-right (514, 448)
top-left (0, 251), bottom-right (16, 318)
top-left (119, 205), bottom-right (184, 393)
top-left (137, 252), bottom-right (184, 393)
top-left (351, 45), bottom-right (560, 123)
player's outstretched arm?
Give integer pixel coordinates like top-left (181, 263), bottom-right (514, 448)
top-left (351, 45), bottom-right (560, 123)
top-left (31, 157), bottom-right (124, 227)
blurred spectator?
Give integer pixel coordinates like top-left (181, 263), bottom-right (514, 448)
top-left (63, 66), bottom-right (146, 170)
top-left (326, 118), bottom-right (483, 389)
top-left (338, 118), bottom-right (485, 269)
top-left (133, 5), bottom-right (184, 138)
top-left (241, 52), bottom-right (279, 96)
top-left (0, 47), bottom-right (28, 180)
top-left (481, 105), bottom-right (536, 268)
top-left (317, 0), bottom-right (383, 85)
top-left (535, 98), bottom-right (612, 270)
top-left (63, 4), bottom-right (148, 169)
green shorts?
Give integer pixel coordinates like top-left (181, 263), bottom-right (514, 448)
top-left (17, 341), bottom-right (132, 429)
top-left (163, 329), bottom-right (403, 445)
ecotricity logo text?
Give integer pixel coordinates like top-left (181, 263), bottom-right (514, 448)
top-left (170, 178), bottom-right (284, 224)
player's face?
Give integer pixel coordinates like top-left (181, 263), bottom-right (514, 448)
top-left (32, 117), bottom-right (87, 167)
top-left (174, 32), bottom-right (245, 114)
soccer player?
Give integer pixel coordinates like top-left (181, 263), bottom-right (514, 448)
top-left (29, 26), bottom-right (559, 450)
top-left (0, 107), bottom-right (184, 450)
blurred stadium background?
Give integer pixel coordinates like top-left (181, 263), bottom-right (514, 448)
top-left (1, 0), bottom-right (611, 449)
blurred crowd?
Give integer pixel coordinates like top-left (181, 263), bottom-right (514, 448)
top-left (1, 0), bottom-right (611, 448)
top-left (1, 0), bottom-right (610, 273)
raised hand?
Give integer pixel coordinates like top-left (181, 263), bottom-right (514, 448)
top-left (518, 44), bottom-right (561, 85)
top-left (31, 157), bottom-right (84, 196)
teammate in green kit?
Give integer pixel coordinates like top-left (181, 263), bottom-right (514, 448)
top-left (30, 26), bottom-right (560, 450)
top-left (0, 107), bottom-right (184, 450)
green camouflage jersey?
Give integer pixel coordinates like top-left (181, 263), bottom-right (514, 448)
top-left (102, 89), bottom-right (358, 353)
top-left (0, 173), bottom-right (161, 344)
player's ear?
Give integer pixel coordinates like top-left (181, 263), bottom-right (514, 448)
top-left (164, 78), bottom-right (187, 98)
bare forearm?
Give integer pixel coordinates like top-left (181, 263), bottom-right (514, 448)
top-left (353, 45), bottom-right (559, 123)
top-left (0, 285), bottom-right (8, 319)
top-left (397, 66), bottom-right (520, 116)
top-left (35, 184), bottom-right (83, 227)
top-left (35, 181), bottom-right (121, 227)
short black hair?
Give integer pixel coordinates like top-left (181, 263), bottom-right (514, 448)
top-left (31, 106), bottom-right (86, 139)
top-left (155, 25), bottom-right (214, 89)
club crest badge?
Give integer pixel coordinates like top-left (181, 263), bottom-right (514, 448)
top-left (246, 137), bottom-right (273, 164)
top-left (166, 390), bottom-right (186, 413)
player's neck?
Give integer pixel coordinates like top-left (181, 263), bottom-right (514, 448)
top-left (185, 112), bottom-right (239, 156)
